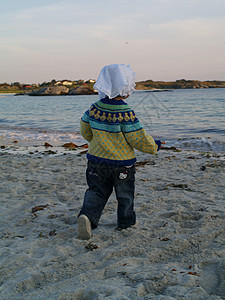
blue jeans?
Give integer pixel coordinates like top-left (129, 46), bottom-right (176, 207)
top-left (79, 160), bottom-right (136, 229)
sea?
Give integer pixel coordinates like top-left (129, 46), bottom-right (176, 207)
top-left (0, 88), bottom-right (224, 152)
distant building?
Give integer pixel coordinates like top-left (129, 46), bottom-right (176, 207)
top-left (84, 79), bottom-right (96, 84)
top-left (62, 81), bottom-right (73, 86)
top-left (55, 80), bottom-right (73, 86)
top-left (22, 84), bottom-right (32, 89)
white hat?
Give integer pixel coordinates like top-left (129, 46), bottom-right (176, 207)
top-left (94, 64), bottom-right (136, 99)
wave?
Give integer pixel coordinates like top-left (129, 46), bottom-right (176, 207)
top-left (0, 125), bottom-right (83, 145)
top-left (165, 136), bottom-right (225, 152)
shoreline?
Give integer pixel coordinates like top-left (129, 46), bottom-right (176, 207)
top-left (1, 135), bottom-right (225, 155)
top-left (1, 148), bottom-right (225, 299)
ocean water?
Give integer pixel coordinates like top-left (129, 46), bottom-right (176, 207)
top-left (0, 89), bottom-right (224, 152)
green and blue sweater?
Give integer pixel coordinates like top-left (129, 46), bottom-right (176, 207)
top-left (80, 97), bottom-right (159, 166)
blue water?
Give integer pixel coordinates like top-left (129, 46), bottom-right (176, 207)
top-left (0, 89), bottom-right (224, 152)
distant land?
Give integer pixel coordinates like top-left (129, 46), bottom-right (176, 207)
top-left (135, 79), bottom-right (225, 90)
top-left (0, 79), bottom-right (225, 95)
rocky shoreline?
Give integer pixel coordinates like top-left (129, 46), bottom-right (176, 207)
top-left (135, 79), bottom-right (225, 90)
top-left (15, 85), bottom-right (97, 96)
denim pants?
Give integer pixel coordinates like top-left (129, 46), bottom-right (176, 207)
top-left (79, 160), bottom-right (136, 229)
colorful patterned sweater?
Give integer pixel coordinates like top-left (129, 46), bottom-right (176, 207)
top-left (80, 97), bottom-right (159, 166)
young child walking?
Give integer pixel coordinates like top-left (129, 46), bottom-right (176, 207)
top-left (78, 64), bottom-right (161, 239)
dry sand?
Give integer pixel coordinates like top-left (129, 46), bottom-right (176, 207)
top-left (0, 147), bottom-right (225, 299)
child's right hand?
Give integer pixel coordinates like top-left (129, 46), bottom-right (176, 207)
top-left (155, 140), bottom-right (166, 150)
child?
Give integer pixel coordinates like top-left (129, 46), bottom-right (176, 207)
top-left (78, 64), bottom-right (161, 239)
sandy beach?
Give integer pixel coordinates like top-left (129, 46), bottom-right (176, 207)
top-left (0, 146), bottom-right (225, 299)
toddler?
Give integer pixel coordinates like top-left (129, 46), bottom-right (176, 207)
top-left (78, 64), bottom-right (161, 239)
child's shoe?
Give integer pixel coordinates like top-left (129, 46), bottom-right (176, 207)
top-left (78, 215), bottom-right (92, 240)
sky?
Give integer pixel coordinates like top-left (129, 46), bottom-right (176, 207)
top-left (0, 0), bottom-right (225, 83)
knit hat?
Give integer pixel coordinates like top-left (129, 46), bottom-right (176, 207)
top-left (94, 64), bottom-right (136, 99)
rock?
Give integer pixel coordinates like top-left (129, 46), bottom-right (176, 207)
top-left (28, 85), bottom-right (97, 96)
top-left (14, 92), bottom-right (29, 96)
top-left (29, 86), bottom-right (69, 96)
top-left (79, 143), bottom-right (88, 149)
top-left (44, 142), bottom-right (53, 148)
top-left (68, 86), bottom-right (97, 95)
top-left (62, 142), bottom-right (78, 149)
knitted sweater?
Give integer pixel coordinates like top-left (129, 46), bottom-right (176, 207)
top-left (80, 97), bottom-right (158, 166)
